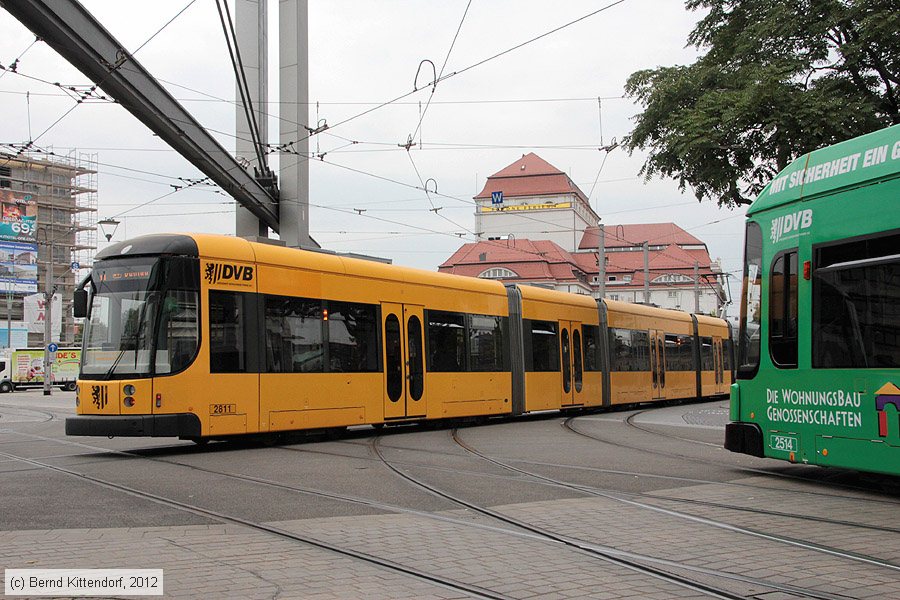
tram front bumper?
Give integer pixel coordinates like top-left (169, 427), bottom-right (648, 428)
top-left (724, 421), bottom-right (764, 457)
top-left (65, 414), bottom-right (201, 438)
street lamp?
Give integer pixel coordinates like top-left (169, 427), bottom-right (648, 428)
top-left (37, 230), bottom-right (57, 396)
top-left (37, 226), bottom-right (78, 396)
top-left (98, 217), bottom-right (120, 242)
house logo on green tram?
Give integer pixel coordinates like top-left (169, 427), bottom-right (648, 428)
top-left (875, 383), bottom-right (900, 438)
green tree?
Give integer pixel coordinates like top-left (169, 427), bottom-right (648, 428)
top-left (624, 0), bottom-right (899, 207)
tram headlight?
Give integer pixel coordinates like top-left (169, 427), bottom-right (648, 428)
top-left (123, 384), bottom-right (136, 396)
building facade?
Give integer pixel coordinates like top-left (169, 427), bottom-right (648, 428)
top-left (474, 153), bottom-right (599, 253)
top-left (0, 152), bottom-right (98, 346)
top-left (441, 154), bottom-right (728, 316)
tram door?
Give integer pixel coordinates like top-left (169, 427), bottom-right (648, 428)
top-left (559, 321), bottom-right (585, 406)
top-left (382, 303), bottom-right (426, 419)
top-left (713, 338), bottom-right (726, 395)
top-left (649, 330), bottom-right (666, 400)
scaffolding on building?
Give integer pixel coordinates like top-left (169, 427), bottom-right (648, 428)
top-left (0, 150), bottom-right (98, 346)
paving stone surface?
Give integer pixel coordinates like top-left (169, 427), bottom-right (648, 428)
top-left (2, 393), bottom-right (898, 598)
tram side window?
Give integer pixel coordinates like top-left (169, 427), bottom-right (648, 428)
top-left (264, 296), bottom-right (324, 373)
top-left (699, 337), bottom-right (715, 371)
top-left (155, 290), bottom-right (199, 374)
top-left (209, 291), bottom-right (247, 373)
top-left (813, 231), bottom-right (900, 368)
top-left (526, 320), bottom-right (559, 372)
top-left (469, 315), bottom-right (506, 372)
top-left (723, 338), bottom-right (734, 373)
top-left (582, 325), bottom-right (601, 371)
top-left (427, 311), bottom-right (466, 372)
top-left (664, 334), bottom-right (694, 371)
top-left (738, 222), bottom-right (762, 378)
top-left (769, 251), bottom-right (798, 368)
top-left (609, 328), bottom-right (651, 372)
top-left (327, 302), bottom-right (379, 373)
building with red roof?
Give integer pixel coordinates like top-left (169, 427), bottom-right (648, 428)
top-left (440, 153), bottom-right (727, 315)
top-left (474, 153), bottom-right (599, 252)
top-left (439, 238), bottom-right (592, 295)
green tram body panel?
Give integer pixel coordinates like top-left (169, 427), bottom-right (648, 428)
top-left (728, 124), bottom-right (900, 476)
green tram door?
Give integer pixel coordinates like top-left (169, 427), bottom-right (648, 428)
top-left (382, 303), bottom-right (426, 420)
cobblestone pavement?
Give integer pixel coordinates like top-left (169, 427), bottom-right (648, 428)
top-left (2, 392), bottom-right (898, 598)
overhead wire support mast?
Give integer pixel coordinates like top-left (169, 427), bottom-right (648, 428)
top-left (214, 0), bottom-right (275, 198)
top-left (1, 0), bottom-right (280, 232)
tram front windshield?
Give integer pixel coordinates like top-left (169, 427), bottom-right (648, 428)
top-left (81, 257), bottom-right (199, 379)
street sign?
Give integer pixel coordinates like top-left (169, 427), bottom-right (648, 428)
top-left (491, 191), bottom-right (503, 205)
top-left (70, 261), bottom-right (80, 271)
top-left (47, 343), bottom-right (58, 353)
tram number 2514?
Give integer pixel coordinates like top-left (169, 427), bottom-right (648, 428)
top-left (769, 434), bottom-right (798, 453)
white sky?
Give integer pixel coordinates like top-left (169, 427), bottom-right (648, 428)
top-left (0, 0), bottom-right (748, 308)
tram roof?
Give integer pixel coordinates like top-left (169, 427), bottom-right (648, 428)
top-left (748, 123), bottom-right (900, 216)
top-left (221, 234), bottom-right (509, 297)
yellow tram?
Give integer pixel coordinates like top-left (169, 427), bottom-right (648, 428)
top-left (67, 234), bottom-right (731, 440)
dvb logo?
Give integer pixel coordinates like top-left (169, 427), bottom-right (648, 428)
top-left (205, 263), bottom-right (254, 285)
top-left (91, 385), bottom-right (108, 410)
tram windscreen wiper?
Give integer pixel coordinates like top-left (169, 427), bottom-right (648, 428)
top-left (103, 295), bottom-right (154, 379)
top-left (103, 347), bottom-right (128, 380)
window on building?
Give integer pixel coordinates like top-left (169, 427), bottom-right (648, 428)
top-left (209, 291), bottom-right (248, 373)
top-left (478, 267), bottom-right (518, 279)
top-left (813, 230), bottom-right (900, 368)
top-left (769, 250), bottom-right (798, 368)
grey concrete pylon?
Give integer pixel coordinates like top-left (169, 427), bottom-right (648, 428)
top-left (279, 0), bottom-right (312, 248)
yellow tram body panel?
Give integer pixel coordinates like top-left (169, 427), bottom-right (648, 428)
top-left (696, 314), bottom-right (732, 398)
top-left (519, 286), bottom-right (602, 410)
top-left (203, 235), bottom-right (509, 435)
top-left (605, 300), bottom-right (696, 404)
top-left (71, 233), bottom-right (731, 440)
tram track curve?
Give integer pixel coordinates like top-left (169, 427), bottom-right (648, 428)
top-left (565, 413), bottom-right (900, 501)
top-left (1, 417), bottom-right (880, 598)
top-left (8, 423), bottom-right (900, 535)
top-left (449, 428), bottom-right (900, 573)
top-left (370, 434), bottom-right (854, 600)
top-left (0, 448), bottom-right (514, 600)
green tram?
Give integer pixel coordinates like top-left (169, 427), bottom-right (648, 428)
top-left (726, 124), bottom-right (900, 476)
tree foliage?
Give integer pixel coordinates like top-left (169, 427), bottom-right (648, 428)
top-left (624, 0), bottom-right (899, 207)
